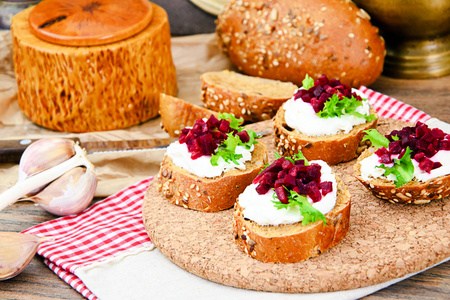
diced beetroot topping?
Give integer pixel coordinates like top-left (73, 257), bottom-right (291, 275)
top-left (294, 75), bottom-right (363, 113)
top-left (320, 181), bottom-right (333, 196)
top-left (419, 158), bottom-right (434, 173)
top-left (275, 186), bottom-right (289, 204)
top-left (377, 122), bottom-right (449, 172)
top-left (253, 156), bottom-right (333, 204)
top-left (179, 115), bottom-right (250, 159)
top-left (237, 131), bottom-right (250, 143)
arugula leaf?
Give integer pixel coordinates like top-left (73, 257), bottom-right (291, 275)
top-left (272, 189), bottom-right (326, 226)
top-left (362, 129), bottom-right (390, 149)
top-left (302, 74), bottom-right (315, 89)
top-left (377, 147), bottom-right (414, 187)
top-left (316, 94), bottom-right (375, 122)
top-left (218, 112), bottom-right (243, 131)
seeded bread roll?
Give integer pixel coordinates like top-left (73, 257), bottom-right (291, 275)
top-left (273, 106), bottom-right (378, 165)
top-left (216, 0), bottom-right (385, 88)
top-left (159, 93), bottom-right (218, 137)
top-left (234, 175), bottom-right (350, 263)
top-left (156, 142), bottom-right (268, 212)
top-left (354, 148), bottom-right (450, 204)
top-left (200, 70), bottom-right (298, 122)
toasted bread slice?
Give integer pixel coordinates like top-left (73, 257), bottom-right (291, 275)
top-left (159, 93), bottom-right (218, 137)
top-left (200, 70), bottom-right (298, 122)
top-left (233, 175), bottom-right (351, 263)
top-left (273, 106), bottom-right (378, 165)
top-left (156, 142), bottom-right (268, 212)
top-left (354, 148), bottom-right (450, 204)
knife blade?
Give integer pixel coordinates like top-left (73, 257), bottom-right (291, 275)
top-left (0, 130), bottom-right (271, 164)
top-left (0, 137), bottom-right (178, 164)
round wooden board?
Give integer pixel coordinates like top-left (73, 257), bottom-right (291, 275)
top-left (142, 118), bottom-right (450, 293)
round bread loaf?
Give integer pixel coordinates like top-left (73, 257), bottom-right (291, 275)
top-left (354, 148), bottom-right (450, 204)
top-left (273, 106), bottom-right (378, 165)
top-left (234, 175), bottom-right (351, 263)
top-left (216, 0), bottom-right (385, 88)
top-left (11, 3), bottom-right (177, 132)
top-left (156, 142), bottom-right (268, 212)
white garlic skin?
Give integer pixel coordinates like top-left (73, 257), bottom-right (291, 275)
top-left (28, 167), bottom-right (97, 216)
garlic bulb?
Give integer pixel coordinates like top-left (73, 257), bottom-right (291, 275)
top-left (0, 138), bottom-right (97, 215)
top-left (0, 232), bottom-right (48, 281)
top-left (26, 167), bottom-right (97, 216)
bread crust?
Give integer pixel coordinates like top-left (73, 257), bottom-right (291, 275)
top-left (233, 175), bottom-right (351, 263)
top-left (156, 142), bottom-right (268, 212)
top-left (200, 70), bottom-right (298, 122)
top-left (354, 148), bottom-right (450, 204)
top-left (159, 93), bottom-right (218, 137)
top-left (273, 106), bottom-right (378, 165)
top-left (216, 0), bottom-right (385, 88)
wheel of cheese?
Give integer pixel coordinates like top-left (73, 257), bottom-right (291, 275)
top-left (11, 2), bottom-right (177, 132)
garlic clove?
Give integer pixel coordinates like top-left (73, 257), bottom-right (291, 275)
top-left (18, 138), bottom-right (76, 195)
top-left (0, 232), bottom-right (47, 281)
top-left (25, 166), bottom-right (97, 216)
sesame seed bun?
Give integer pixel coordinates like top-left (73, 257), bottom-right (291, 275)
top-left (216, 0), bottom-right (385, 88)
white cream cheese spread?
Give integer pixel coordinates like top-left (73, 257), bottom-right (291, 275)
top-left (283, 89), bottom-right (371, 137)
top-left (360, 150), bottom-right (450, 183)
top-left (238, 160), bottom-right (337, 226)
top-left (166, 142), bottom-right (254, 178)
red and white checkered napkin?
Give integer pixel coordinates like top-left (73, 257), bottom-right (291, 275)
top-left (22, 177), bottom-right (154, 300)
top-left (21, 88), bottom-right (431, 299)
top-left (358, 86), bottom-right (431, 123)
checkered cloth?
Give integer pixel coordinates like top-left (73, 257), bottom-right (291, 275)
top-left (22, 88), bottom-right (431, 300)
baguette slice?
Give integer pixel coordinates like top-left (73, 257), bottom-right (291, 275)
top-left (233, 175), bottom-right (351, 263)
top-left (354, 148), bottom-right (450, 204)
top-left (200, 70), bottom-right (298, 122)
top-left (273, 106), bottom-right (378, 165)
top-left (159, 93), bottom-right (218, 137)
top-left (156, 142), bottom-right (268, 212)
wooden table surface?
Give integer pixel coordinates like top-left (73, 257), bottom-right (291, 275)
top-left (1, 74), bottom-right (449, 299)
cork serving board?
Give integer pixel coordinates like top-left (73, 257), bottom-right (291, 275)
top-left (142, 118), bottom-right (450, 293)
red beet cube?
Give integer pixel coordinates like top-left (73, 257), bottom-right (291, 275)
top-left (308, 185), bottom-right (322, 203)
top-left (237, 130), bottom-right (250, 143)
top-left (419, 158), bottom-right (434, 173)
top-left (320, 181), bottom-right (333, 196)
top-left (255, 184), bottom-right (271, 195)
top-left (275, 186), bottom-right (289, 204)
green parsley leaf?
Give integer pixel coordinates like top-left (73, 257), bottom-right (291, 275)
top-left (211, 133), bottom-right (243, 166)
top-left (316, 94), bottom-right (375, 122)
top-left (377, 147), bottom-right (414, 187)
top-left (362, 129), bottom-right (390, 149)
top-left (302, 74), bottom-right (315, 89)
top-left (272, 188), bottom-right (326, 226)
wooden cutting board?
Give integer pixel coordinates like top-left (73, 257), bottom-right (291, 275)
top-left (142, 118), bottom-right (450, 293)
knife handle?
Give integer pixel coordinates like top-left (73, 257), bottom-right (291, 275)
top-left (0, 139), bottom-right (36, 164)
top-left (0, 138), bottom-right (81, 164)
